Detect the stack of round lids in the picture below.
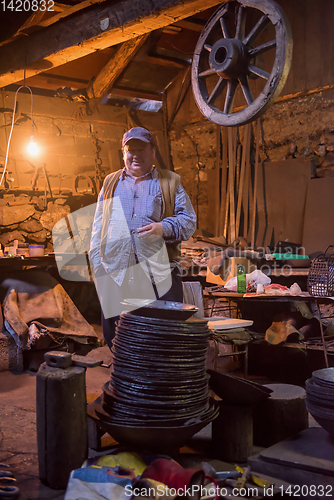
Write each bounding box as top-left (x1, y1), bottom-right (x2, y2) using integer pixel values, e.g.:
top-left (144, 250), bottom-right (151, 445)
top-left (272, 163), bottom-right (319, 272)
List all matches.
top-left (305, 367), bottom-right (334, 436)
top-left (95, 312), bottom-right (217, 429)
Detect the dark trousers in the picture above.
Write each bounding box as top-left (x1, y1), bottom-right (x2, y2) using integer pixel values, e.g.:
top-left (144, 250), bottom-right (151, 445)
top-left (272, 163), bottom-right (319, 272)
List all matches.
top-left (102, 266), bottom-right (183, 349)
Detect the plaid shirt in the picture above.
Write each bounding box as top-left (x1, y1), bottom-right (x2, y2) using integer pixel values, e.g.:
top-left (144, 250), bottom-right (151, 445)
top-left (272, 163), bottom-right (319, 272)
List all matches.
top-left (89, 167), bottom-right (196, 285)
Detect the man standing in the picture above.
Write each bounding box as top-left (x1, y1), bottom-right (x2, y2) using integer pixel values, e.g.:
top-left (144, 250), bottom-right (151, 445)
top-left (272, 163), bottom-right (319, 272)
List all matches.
top-left (89, 126), bottom-right (196, 348)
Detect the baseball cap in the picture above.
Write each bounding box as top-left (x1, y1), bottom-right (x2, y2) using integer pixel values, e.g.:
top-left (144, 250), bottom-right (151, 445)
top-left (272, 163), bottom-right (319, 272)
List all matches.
top-left (122, 127), bottom-right (153, 147)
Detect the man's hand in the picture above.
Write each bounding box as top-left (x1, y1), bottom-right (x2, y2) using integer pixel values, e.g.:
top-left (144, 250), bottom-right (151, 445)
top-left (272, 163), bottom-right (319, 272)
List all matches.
top-left (137, 222), bottom-right (163, 238)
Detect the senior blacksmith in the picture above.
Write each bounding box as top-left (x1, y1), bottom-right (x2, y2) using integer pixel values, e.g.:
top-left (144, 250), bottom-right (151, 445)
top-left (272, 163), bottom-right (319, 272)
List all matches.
top-left (89, 126), bottom-right (196, 348)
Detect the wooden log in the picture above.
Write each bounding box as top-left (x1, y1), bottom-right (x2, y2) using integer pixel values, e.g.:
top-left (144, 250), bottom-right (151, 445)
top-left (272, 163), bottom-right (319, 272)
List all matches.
top-left (253, 383), bottom-right (308, 447)
top-left (212, 401), bottom-right (253, 462)
top-left (36, 362), bottom-right (88, 489)
top-left (87, 415), bottom-right (105, 451)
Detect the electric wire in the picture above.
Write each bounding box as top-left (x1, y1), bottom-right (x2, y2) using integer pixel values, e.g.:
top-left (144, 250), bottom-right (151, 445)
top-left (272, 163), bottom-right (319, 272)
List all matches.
top-left (0, 85), bottom-right (34, 187)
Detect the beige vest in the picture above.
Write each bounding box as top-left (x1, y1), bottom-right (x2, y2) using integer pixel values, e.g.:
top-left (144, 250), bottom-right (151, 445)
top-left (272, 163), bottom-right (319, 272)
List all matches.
top-left (101, 168), bottom-right (181, 262)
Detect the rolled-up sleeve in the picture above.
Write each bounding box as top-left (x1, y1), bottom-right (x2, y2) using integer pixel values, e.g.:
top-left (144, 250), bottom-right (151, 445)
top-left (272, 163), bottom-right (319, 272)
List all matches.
top-left (160, 183), bottom-right (197, 243)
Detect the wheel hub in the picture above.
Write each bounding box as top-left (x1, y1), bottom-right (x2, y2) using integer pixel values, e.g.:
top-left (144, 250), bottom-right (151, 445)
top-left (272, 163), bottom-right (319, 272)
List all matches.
top-left (209, 38), bottom-right (248, 79)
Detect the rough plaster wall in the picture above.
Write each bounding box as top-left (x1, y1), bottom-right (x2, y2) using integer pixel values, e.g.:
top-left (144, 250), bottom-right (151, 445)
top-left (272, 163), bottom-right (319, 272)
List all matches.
top-left (170, 122), bottom-right (216, 234)
top-left (169, 89), bottom-right (334, 237)
top-left (260, 90), bottom-right (334, 165)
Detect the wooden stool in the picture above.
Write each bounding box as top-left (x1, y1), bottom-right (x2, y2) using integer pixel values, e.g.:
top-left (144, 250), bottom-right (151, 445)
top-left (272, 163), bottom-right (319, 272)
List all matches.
top-left (212, 401), bottom-right (253, 462)
top-left (253, 383), bottom-right (308, 447)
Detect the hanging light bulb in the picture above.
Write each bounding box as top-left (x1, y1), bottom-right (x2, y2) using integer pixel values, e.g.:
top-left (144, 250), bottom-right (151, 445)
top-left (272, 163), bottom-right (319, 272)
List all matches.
top-left (27, 135), bottom-right (39, 156)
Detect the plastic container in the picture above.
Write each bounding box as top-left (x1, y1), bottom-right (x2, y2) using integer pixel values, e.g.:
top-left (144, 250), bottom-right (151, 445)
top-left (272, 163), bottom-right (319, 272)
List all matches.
top-left (237, 264), bottom-right (247, 293)
top-left (29, 244), bottom-right (44, 257)
top-left (6, 246), bottom-right (17, 255)
top-left (17, 248), bottom-right (29, 256)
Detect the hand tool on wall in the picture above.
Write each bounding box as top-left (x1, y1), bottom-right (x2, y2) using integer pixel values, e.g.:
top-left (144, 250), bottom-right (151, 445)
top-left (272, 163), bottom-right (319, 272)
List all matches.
top-left (236, 124), bottom-right (251, 238)
top-left (250, 118), bottom-right (261, 249)
top-left (30, 160), bottom-right (54, 204)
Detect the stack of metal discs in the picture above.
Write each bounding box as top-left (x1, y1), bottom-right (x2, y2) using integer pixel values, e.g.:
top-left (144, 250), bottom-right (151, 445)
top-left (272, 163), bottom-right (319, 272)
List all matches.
top-left (305, 367), bottom-right (334, 436)
top-left (95, 311), bottom-right (217, 430)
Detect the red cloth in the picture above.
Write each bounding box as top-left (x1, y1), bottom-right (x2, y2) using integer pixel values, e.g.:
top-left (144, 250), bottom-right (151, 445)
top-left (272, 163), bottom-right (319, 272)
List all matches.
top-left (141, 458), bottom-right (204, 491)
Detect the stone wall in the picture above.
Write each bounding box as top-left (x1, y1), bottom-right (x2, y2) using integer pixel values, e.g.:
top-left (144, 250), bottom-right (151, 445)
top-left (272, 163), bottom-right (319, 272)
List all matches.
top-left (0, 195), bottom-right (72, 251)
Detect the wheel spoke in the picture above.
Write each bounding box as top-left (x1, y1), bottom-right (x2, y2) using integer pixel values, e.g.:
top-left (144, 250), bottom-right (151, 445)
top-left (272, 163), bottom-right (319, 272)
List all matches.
top-left (207, 77), bottom-right (227, 105)
top-left (204, 44), bottom-right (212, 52)
top-left (199, 68), bottom-right (216, 78)
top-left (235, 5), bottom-right (246, 40)
top-left (248, 65), bottom-right (270, 80)
top-left (224, 79), bottom-right (238, 114)
top-left (239, 75), bottom-right (254, 105)
top-left (248, 40), bottom-right (276, 57)
top-left (220, 16), bottom-right (231, 39)
top-left (243, 14), bottom-right (270, 46)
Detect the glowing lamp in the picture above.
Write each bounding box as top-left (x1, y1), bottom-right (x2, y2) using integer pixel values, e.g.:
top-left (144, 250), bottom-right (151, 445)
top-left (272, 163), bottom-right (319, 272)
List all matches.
top-left (27, 135), bottom-right (39, 156)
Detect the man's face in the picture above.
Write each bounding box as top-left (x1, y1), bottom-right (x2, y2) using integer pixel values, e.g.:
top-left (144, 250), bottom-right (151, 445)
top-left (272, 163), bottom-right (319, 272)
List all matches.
top-left (123, 139), bottom-right (156, 177)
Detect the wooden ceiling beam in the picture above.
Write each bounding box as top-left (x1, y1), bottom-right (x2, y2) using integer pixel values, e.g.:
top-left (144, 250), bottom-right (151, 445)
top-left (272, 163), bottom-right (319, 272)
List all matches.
top-left (0, 0), bottom-right (223, 88)
top-left (86, 34), bottom-right (149, 99)
top-left (173, 19), bottom-right (206, 31)
top-left (0, 3), bottom-right (70, 47)
top-left (109, 87), bottom-right (162, 101)
top-left (16, 72), bottom-right (89, 91)
top-left (36, 0), bottom-right (113, 28)
top-left (138, 54), bottom-right (189, 69)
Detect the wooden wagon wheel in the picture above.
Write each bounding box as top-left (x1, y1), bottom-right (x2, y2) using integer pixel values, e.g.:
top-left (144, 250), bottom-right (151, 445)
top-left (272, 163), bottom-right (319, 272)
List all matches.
top-left (191, 0), bottom-right (293, 126)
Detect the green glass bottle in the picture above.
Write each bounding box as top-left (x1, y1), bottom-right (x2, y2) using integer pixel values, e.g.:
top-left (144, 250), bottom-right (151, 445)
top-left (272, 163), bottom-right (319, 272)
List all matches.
top-left (237, 264), bottom-right (247, 293)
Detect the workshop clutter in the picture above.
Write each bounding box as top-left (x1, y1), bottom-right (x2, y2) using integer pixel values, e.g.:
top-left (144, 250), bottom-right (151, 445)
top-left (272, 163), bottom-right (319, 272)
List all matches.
top-left (65, 451), bottom-right (284, 500)
top-left (308, 245), bottom-right (334, 297)
top-left (2, 269), bottom-right (97, 351)
top-left (224, 269), bottom-right (270, 292)
top-left (65, 453), bottom-right (207, 500)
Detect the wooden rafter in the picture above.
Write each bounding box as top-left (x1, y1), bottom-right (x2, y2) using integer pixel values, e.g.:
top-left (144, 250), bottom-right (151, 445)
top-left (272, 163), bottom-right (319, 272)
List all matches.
top-left (173, 19), bottom-right (206, 31)
top-left (109, 87), bottom-right (161, 100)
top-left (35, 0), bottom-right (113, 29)
top-left (0, 0), bottom-right (224, 88)
top-left (138, 54), bottom-right (189, 69)
top-left (86, 34), bottom-right (149, 99)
